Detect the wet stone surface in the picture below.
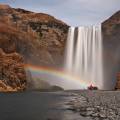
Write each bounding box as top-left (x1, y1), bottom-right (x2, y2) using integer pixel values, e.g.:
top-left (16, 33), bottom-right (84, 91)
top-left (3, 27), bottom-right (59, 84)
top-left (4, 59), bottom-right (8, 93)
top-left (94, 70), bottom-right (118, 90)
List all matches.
top-left (64, 90), bottom-right (120, 120)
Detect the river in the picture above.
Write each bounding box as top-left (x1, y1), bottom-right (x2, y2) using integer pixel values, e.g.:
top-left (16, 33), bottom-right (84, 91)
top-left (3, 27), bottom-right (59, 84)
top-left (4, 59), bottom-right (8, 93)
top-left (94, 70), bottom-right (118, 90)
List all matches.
top-left (0, 91), bottom-right (88, 120)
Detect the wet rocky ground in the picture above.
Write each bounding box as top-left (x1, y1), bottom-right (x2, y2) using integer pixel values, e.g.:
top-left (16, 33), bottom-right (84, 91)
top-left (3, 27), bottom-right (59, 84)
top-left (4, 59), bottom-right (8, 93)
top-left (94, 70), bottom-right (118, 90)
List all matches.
top-left (64, 90), bottom-right (120, 120)
top-left (0, 91), bottom-right (120, 120)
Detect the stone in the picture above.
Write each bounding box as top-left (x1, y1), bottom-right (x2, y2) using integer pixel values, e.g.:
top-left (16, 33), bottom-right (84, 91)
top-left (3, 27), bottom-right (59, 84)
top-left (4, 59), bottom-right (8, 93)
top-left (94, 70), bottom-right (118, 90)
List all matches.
top-left (0, 48), bottom-right (27, 92)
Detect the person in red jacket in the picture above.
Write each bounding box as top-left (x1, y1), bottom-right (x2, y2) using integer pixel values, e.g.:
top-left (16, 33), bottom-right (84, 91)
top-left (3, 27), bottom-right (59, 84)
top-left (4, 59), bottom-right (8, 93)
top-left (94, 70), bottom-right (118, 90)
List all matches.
top-left (88, 84), bottom-right (98, 90)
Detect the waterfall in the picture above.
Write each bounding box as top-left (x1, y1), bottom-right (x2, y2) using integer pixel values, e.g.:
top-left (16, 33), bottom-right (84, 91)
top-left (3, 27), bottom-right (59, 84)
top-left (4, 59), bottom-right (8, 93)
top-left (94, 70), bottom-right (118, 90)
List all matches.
top-left (65, 25), bottom-right (103, 89)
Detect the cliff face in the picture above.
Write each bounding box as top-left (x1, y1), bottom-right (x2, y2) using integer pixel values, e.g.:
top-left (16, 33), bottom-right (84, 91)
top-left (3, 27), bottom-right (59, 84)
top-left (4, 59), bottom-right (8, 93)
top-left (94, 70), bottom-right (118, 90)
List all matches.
top-left (115, 73), bottom-right (120, 89)
top-left (0, 48), bottom-right (26, 92)
top-left (102, 11), bottom-right (120, 90)
top-left (0, 4), bottom-right (68, 66)
top-left (0, 4), bottom-right (68, 92)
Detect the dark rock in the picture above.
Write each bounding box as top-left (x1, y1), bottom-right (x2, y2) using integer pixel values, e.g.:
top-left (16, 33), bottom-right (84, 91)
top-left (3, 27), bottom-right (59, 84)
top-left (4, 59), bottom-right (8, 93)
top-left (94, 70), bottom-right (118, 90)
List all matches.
top-left (102, 11), bottom-right (120, 90)
top-left (50, 85), bottom-right (64, 91)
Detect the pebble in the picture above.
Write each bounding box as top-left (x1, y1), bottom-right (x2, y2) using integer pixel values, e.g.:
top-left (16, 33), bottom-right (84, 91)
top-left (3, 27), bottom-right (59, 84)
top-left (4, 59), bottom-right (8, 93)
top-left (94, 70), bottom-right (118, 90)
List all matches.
top-left (64, 90), bottom-right (120, 120)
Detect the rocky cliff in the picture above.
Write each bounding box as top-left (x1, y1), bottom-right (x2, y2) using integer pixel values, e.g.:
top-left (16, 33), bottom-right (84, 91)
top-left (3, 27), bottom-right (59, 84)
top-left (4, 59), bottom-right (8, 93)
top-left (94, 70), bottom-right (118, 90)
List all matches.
top-left (0, 4), bottom-right (68, 92)
top-left (0, 4), bottom-right (68, 66)
top-left (115, 73), bottom-right (120, 89)
top-left (0, 48), bottom-right (26, 92)
top-left (102, 11), bottom-right (120, 89)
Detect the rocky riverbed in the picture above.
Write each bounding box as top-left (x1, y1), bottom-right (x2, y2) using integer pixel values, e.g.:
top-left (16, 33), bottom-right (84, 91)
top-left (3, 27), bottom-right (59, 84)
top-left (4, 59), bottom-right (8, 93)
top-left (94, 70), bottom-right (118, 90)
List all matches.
top-left (0, 91), bottom-right (120, 120)
top-left (64, 90), bottom-right (120, 120)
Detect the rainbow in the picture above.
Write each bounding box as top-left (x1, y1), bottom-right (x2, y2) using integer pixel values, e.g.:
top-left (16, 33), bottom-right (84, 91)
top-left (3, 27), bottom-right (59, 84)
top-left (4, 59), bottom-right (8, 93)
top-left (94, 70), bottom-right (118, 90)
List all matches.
top-left (25, 64), bottom-right (91, 90)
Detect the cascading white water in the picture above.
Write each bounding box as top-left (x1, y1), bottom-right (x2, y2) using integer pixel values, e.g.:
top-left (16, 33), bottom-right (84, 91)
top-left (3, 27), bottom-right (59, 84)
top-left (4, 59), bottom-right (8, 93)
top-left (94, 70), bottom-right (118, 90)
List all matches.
top-left (65, 25), bottom-right (103, 89)
top-left (65, 27), bottom-right (75, 72)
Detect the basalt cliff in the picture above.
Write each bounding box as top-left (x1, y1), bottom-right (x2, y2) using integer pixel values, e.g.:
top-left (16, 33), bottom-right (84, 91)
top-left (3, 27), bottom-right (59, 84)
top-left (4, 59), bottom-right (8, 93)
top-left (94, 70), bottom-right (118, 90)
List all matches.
top-left (0, 4), bottom-right (120, 91)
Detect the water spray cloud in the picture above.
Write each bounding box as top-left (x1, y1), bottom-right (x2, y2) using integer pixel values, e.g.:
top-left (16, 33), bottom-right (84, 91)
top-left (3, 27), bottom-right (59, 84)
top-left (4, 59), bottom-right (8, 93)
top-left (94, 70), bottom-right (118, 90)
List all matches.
top-left (25, 64), bottom-right (90, 90)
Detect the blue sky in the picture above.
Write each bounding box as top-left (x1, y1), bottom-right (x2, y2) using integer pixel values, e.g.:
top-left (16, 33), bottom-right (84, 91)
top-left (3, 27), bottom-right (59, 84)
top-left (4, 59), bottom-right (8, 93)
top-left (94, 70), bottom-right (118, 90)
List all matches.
top-left (0, 0), bottom-right (120, 26)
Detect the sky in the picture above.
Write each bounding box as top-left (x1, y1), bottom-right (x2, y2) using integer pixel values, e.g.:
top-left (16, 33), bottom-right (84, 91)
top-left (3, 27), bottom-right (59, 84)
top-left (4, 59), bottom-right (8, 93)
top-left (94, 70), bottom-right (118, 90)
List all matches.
top-left (0, 0), bottom-right (120, 26)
